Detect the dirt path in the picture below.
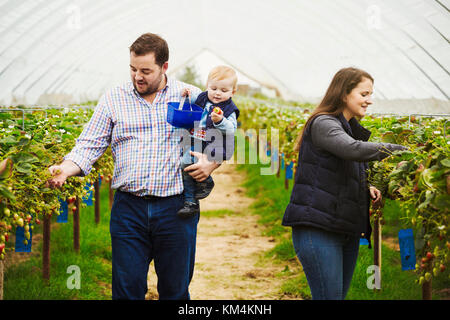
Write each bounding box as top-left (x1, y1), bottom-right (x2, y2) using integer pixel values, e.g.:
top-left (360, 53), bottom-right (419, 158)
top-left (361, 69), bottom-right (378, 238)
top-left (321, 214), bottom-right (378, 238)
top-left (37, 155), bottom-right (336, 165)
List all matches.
top-left (146, 163), bottom-right (294, 300)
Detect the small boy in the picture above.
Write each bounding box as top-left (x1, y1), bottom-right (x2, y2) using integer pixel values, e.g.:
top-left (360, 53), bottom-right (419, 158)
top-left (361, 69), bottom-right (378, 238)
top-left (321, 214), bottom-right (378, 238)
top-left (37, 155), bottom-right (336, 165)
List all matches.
top-left (178, 65), bottom-right (240, 218)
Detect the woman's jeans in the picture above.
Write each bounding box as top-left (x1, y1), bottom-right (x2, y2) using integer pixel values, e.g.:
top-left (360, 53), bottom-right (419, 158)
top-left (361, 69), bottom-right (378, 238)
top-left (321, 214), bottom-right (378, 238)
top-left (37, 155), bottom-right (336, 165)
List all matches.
top-left (292, 225), bottom-right (360, 300)
top-left (110, 190), bottom-right (199, 300)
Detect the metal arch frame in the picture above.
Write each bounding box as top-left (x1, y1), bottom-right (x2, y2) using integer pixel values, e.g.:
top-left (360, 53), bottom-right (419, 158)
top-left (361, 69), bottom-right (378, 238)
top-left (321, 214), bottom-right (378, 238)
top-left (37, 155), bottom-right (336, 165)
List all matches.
top-left (196, 0), bottom-right (392, 98)
top-left (258, 0), bottom-right (425, 100)
top-left (1, 0), bottom-right (450, 103)
top-left (2, 0), bottom-right (179, 97)
top-left (340, 0), bottom-right (448, 99)
top-left (47, 15), bottom-right (184, 95)
top-left (334, 0), bottom-right (443, 100)
top-left (0, 0), bottom-right (80, 75)
top-left (384, 0), bottom-right (450, 99)
top-left (17, 2), bottom-right (198, 98)
top-left (14, 1), bottom-right (148, 96)
top-left (57, 0), bottom-right (440, 102)
top-left (2, 0), bottom-right (130, 97)
top-left (0, 0), bottom-right (54, 50)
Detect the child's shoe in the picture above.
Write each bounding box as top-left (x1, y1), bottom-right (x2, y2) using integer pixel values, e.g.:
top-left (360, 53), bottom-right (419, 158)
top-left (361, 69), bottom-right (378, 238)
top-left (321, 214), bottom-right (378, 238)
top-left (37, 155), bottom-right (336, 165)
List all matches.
top-left (195, 178), bottom-right (215, 200)
top-left (177, 201), bottom-right (200, 218)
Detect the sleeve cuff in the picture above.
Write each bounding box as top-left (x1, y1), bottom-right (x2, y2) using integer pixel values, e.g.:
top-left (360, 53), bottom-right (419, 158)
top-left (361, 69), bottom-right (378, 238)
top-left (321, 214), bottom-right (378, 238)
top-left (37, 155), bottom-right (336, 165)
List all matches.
top-left (63, 153), bottom-right (91, 177)
top-left (213, 118), bottom-right (224, 126)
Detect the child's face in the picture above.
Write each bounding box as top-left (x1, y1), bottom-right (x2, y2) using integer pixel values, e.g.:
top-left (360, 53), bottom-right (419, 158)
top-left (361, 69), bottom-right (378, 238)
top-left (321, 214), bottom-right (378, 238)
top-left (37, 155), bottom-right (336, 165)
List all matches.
top-left (207, 78), bottom-right (235, 104)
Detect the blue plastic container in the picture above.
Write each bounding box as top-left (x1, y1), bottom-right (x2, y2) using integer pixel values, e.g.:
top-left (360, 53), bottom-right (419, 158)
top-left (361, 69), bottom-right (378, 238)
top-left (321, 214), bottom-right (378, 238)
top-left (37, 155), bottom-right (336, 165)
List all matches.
top-left (15, 225), bottom-right (32, 252)
top-left (286, 162), bottom-right (294, 179)
top-left (57, 197), bottom-right (68, 223)
top-left (167, 101), bottom-right (203, 129)
top-left (399, 228), bottom-right (416, 271)
top-left (83, 182), bottom-right (93, 206)
top-left (359, 238), bottom-right (370, 245)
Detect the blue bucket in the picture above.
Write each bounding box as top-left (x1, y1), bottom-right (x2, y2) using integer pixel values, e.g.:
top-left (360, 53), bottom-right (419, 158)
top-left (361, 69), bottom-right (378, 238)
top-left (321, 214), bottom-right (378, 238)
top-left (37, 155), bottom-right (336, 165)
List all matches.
top-left (167, 100), bottom-right (203, 129)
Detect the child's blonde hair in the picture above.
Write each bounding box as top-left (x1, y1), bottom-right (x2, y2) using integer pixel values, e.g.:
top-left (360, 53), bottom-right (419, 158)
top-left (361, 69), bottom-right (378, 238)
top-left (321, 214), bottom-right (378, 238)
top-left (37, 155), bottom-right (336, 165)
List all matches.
top-left (207, 65), bottom-right (238, 91)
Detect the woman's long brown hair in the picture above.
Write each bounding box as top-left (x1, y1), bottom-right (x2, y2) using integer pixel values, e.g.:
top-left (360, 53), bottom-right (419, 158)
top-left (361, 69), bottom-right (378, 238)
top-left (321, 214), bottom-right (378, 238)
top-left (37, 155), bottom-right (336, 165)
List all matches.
top-left (294, 67), bottom-right (374, 152)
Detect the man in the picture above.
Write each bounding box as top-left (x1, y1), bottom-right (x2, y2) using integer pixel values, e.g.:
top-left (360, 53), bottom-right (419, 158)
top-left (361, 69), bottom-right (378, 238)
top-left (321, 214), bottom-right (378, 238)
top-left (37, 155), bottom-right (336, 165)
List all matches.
top-left (48, 33), bottom-right (220, 300)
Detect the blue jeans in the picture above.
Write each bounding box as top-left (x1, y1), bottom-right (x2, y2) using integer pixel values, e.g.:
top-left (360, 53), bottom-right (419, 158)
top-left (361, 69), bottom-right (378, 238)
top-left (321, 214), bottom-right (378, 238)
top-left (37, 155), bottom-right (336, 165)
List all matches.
top-left (292, 225), bottom-right (360, 300)
top-left (110, 190), bottom-right (199, 300)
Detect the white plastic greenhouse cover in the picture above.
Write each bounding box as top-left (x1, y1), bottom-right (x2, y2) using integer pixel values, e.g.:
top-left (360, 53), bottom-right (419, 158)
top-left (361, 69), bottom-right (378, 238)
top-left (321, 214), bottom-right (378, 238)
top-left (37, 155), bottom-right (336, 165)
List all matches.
top-left (0, 0), bottom-right (449, 113)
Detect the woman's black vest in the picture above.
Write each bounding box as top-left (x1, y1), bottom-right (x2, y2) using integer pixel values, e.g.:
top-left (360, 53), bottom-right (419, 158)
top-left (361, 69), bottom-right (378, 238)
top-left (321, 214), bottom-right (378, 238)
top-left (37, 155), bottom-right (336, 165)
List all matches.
top-left (282, 113), bottom-right (372, 246)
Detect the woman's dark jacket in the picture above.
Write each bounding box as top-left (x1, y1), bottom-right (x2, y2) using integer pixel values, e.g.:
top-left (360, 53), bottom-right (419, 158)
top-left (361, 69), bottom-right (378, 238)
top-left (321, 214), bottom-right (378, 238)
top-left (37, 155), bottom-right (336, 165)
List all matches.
top-left (282, 113), bottom-right (406, 246)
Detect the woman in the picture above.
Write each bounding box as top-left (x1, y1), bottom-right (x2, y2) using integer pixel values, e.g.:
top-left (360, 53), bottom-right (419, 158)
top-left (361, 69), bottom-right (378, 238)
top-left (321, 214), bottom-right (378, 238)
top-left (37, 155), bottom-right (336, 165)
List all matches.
top-left (282, 67), bottom-right (406, 300)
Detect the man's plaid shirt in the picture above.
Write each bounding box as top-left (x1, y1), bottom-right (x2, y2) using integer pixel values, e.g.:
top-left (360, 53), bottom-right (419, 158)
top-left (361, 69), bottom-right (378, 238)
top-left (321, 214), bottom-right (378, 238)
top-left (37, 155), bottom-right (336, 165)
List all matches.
top-left (64, 76), bottom-right (201, 197)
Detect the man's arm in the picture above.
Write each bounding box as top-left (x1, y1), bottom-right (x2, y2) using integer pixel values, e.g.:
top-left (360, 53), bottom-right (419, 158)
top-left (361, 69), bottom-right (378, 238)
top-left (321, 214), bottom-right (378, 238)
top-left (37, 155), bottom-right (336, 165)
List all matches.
top-left (48, 96), bottom-right (113, 188)
top-left (48, 160), bottom-right (82, 188)
top-left (184, 151), bottom-right (221, 182)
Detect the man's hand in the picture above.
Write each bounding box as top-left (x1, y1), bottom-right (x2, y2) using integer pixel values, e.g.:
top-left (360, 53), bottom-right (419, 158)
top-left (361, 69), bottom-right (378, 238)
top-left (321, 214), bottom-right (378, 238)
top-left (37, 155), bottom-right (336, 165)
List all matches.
top-left (47, 160), bottom-right (82, 188)
top-left (184, 151), bottom-right (220, 182)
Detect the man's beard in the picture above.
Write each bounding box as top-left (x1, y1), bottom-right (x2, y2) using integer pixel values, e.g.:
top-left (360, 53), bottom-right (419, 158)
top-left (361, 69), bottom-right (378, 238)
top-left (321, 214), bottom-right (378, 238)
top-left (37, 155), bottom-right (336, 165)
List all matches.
top-left (133, 72), bottom-right (164, 96)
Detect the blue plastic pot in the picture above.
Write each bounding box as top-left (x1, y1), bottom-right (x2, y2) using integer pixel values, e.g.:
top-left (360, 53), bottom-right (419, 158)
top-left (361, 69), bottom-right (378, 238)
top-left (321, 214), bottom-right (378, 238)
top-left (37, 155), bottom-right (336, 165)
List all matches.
top-left (167, 101), bottom-right (203, 129)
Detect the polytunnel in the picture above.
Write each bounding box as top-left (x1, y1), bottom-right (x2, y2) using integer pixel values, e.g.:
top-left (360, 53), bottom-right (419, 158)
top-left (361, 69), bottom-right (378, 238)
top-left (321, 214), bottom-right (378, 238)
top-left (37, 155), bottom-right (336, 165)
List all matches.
top-left (0, 0), bottom-right (449, 113)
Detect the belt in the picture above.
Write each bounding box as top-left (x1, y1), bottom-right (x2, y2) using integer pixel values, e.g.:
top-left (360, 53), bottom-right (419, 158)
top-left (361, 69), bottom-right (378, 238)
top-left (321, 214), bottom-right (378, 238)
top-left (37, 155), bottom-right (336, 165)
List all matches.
top-left (118, 189), bottom-right (181, 201)
top-left (118, 189), bottom-right (160, 201)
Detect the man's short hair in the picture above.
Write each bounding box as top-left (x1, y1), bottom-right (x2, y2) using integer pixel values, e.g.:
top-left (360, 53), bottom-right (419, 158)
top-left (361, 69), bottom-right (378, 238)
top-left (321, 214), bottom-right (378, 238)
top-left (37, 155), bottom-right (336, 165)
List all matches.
top-left (129, 33), bottom-right (169, 67)
top-left (207, 65), bottom-right (238, 91)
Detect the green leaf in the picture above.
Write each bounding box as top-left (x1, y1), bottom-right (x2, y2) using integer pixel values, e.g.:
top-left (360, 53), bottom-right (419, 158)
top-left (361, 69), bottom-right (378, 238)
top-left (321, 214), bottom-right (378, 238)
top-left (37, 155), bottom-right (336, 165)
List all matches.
top-left (0, 184), bottom-right (15, 200)
top-left (0, 136), bottom-right (17, 144)
top-left (441, 158), bottom-right (450, 168)
top-left (15, 162), bottom-right (32, 174)
top-left (381, 131), bottom-right (397, 144)
top-left (0, 158), bottom-right (13, 180)
top-left (17, 137), bottom-right (30, 146)
top-left (12, 152), bottom-right (39, 164)
top-left (433, 194), bottom-right (450, 211)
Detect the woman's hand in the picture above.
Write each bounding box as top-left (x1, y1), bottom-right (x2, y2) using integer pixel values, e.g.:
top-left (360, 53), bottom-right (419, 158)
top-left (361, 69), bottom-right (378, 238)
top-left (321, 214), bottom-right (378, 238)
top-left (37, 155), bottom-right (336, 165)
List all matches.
top-left (184, 151), bottom-right (220, 182)
top-left (369, 186), bottom-right (382, 206)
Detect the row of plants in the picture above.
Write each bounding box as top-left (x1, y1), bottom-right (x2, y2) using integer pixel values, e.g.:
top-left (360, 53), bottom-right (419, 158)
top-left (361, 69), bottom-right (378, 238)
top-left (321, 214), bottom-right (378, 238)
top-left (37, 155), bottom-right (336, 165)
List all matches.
top-left (235, 96), bottom-right (450, 291)
top-left (0, 107), bottom-right (114, 262)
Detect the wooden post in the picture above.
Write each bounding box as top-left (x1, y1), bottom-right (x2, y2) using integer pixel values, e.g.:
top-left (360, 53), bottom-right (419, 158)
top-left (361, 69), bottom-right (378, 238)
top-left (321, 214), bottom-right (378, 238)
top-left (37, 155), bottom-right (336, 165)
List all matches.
top-left (422, 254), bottom-right (433, 300)
top-left (422, 278), bottom-right (432, 300)
top-left (109, 179), bottom-right (114, 210)
top-left (373, 215), bottom-right (382, 284)
top-left (284, 167), bottom-right (289, 190)
top-left (276, 155), bottom-right (281, 178)
top-left (94, 179), bottom-right (100, 224)
top-left (0, 260), bottom-right (4, 300)
top-left (42, 214), bottom-right (51, 282)
top-left (293, 163), bottom-right (297, 184)
top-left (73, 197), bottom-right (80, 253)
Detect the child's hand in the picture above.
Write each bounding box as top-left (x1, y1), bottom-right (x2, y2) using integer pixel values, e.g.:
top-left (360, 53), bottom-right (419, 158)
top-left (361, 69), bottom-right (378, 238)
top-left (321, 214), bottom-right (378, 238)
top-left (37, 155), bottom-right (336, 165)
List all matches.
top-left (211, 109), bottom-right (224, 124)
top-left (181, 88), bottom-right (191, 97)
